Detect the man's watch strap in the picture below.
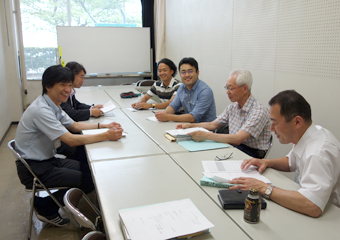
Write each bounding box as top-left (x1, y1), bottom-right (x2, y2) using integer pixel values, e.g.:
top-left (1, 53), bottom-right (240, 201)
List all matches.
top-left (264, 185), bottom-right (275, 200)
top-left (152, 103), bottom-right (156, 108)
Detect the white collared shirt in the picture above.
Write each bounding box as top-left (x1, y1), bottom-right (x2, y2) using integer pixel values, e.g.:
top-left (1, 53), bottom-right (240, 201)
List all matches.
top-left (288, 124), bottom-right (340, 211)
top-left (69, 88), bottom-right (76, 106)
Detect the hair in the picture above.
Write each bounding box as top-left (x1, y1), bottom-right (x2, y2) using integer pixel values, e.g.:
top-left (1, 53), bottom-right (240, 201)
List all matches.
top-left (42, 65), bottom-right (74, 94)
top-left (178, 57), bottom-right (199, 72)
top-left (269, 90), bottom-right (312, 123)
top-left (158, 58), bottom-right (177, 77)
top-left (65, 61), bottom-right (87, 75)
top-left (229, 70), bottom-right (253, 91)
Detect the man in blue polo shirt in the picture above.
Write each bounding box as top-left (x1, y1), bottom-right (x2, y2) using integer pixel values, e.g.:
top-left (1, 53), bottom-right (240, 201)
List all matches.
top-left (15, 65), bottom-right (123, 227)
top-left (155, 57), bottom-right (216, 123)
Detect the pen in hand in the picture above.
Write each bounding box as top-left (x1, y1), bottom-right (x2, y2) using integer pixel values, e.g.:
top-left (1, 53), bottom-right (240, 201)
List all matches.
top-left (152, 111), bottom-right (156, 114)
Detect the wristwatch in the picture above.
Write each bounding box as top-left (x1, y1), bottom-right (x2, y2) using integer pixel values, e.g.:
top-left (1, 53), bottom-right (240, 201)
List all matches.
top-left (264, 185), bottom-right (275, 200)
top-left (152, 103), bottom-right (156, 109)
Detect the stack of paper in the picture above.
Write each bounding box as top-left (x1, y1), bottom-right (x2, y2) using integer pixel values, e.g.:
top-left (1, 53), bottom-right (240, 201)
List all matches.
top-left (119, 199), bottom-right (214, 240)
top-left (202, 160), bottom-right (271, 183)
top-left (165, 127), bottom-right (210, 142)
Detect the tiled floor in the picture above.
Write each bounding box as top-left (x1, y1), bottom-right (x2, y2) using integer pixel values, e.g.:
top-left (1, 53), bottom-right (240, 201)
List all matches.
top-left (0, 124), bottom-right (94, 240)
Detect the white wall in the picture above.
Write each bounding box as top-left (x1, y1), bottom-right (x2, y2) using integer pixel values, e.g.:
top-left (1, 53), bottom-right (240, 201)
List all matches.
top-left (0, 1), bottom-right (11, 139)
top-left (0, 0), bottom-right (23, 141)
top-left (165, 0), bottom-right (340, 159)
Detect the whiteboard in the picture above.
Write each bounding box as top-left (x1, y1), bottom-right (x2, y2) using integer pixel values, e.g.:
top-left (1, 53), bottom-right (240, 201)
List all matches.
top-left (57, 26), bottom-right (151, 74)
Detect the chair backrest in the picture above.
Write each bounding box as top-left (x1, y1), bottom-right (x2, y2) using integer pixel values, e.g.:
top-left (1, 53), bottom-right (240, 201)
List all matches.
top-left (82, 231), bottom-right (106, 240)
top-left (7, 140), bottom-right (43, 185)
top-left (135, 79), bottom-right (155, 93)
top-left (136, 79), bottom-right (155, 86)
top-left (64, 188), bottom-right (101, 231)
top-left (264, 135), bottom-right (273, 159)
top-left (8, 140), bottom-right (19, 160)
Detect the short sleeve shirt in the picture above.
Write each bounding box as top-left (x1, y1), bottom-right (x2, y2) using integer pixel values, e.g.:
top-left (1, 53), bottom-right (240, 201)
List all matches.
top-left (146, 78), bottom-right (182, 103)
top-left (15, 94), bottom-right (74, 160)
top-left (169, 79), bottom-right (216, 123)
top-left (287, 125), bottom-right (340, 211)
top-left (215, 94), bottom-right (271, 150)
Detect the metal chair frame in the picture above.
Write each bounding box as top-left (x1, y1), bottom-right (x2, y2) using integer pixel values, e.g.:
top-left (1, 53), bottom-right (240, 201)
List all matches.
top-left (264, 135), bottom-right (273, 159)
top-left (82, 231), bottom-right (106, 240)
top-left (7, 140), bottom-right (80, 240)
top-left (64, 188), bottom-right (102, 231)
top-left (135, 79), bottom-right (156, 94)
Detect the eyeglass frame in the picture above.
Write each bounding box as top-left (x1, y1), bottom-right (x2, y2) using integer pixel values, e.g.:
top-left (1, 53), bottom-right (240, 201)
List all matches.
top-left (224, 84), bottom-right (244, 92)
top-left (180, 69), bottom-right (196, 76)
top-left (214, 152), bottom-right (233, 161)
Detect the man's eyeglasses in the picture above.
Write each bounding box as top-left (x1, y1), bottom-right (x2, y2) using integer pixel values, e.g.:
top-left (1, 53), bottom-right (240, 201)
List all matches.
top-left (224, 85), bottom-right (243, 92)
top-left (180, 70), bottom-right (195, 75)
top-left (215, 152), bottom-right (233, 161)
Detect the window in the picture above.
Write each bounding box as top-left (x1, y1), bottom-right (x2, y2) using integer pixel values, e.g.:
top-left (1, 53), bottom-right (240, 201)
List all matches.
top-left (20, 0), bottom-right (142, 80)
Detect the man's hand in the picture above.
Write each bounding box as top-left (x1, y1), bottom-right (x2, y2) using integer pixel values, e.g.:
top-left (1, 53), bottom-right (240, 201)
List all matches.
top-left (106, 127), bottom-right (123, 141)
top-left (229, 177), bottom-right (270, 195)
top-left (176, 123), bottom-right (191, 129)
top-left (132, 102), bottom-right (152, 110)
top-left (189, 131), bottom-right (209, 142)
top-left (91, 108), bottom-right (102, 117)
top-left (155, 111), bottom-right (170, 122)
top-left (241, 158), bottom-right (268, 173)
top-left (106, 122), bottom-right (122, 129)
top-left (92, 104), bottom-right (103, 109)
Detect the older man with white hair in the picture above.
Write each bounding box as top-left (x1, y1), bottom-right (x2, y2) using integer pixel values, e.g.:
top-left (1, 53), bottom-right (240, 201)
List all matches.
top-left (176, 70), bottom-right (271, 158)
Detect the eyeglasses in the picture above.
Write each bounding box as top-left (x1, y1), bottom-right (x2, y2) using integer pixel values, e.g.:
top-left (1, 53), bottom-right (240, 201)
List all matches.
top-left (224, 85), bottom-right (243, 92)
top-left (214, 152), bottom-right (233, 161)
top-left (180, 69), bottom-right (195, 75)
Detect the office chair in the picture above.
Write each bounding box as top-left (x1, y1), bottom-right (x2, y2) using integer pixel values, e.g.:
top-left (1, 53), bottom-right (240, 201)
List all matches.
top-left (7, 140), bottom-right (80, 240)
top-left (64, 188), bottom-right (102, 231)
top-left (263, 135), bottom-right (273, 159)
top-left (82, 231), bottom-right (106, 240)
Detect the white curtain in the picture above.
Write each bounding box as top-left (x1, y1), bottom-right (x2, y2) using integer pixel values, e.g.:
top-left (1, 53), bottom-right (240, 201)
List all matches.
top-left (154, 0), bottom-right (166, 62)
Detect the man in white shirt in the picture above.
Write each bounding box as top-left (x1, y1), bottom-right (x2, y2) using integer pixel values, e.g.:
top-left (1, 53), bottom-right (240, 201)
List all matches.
top-left (229, 90), bottom-right (340, 217)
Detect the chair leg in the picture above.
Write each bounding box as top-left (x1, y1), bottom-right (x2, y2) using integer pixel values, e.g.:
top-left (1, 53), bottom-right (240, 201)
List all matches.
top-left (28, 179), bottom-right (37, 240)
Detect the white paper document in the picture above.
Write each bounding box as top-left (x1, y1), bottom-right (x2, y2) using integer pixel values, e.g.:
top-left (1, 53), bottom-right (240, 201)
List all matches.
top-left (82, 128), bottom-right (126, 137)
top-left (126, 107), bottom-right (138, 112)
top-left (202, 160), bottom-right (271, 184)
top-left (146, 116), bottom-right (159, 122)
top-left (119, 198), bottom-right (214, 240)
top-left (166, 127), bottom-right (210, 137)
top-left (104, 111), bottom-right (115, 117)
top-left (100, 100), bottom-right (116, 113)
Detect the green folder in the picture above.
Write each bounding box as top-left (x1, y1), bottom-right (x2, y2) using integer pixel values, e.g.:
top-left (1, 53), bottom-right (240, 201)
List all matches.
top-left (177, 140), bottom-right (230, 152)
